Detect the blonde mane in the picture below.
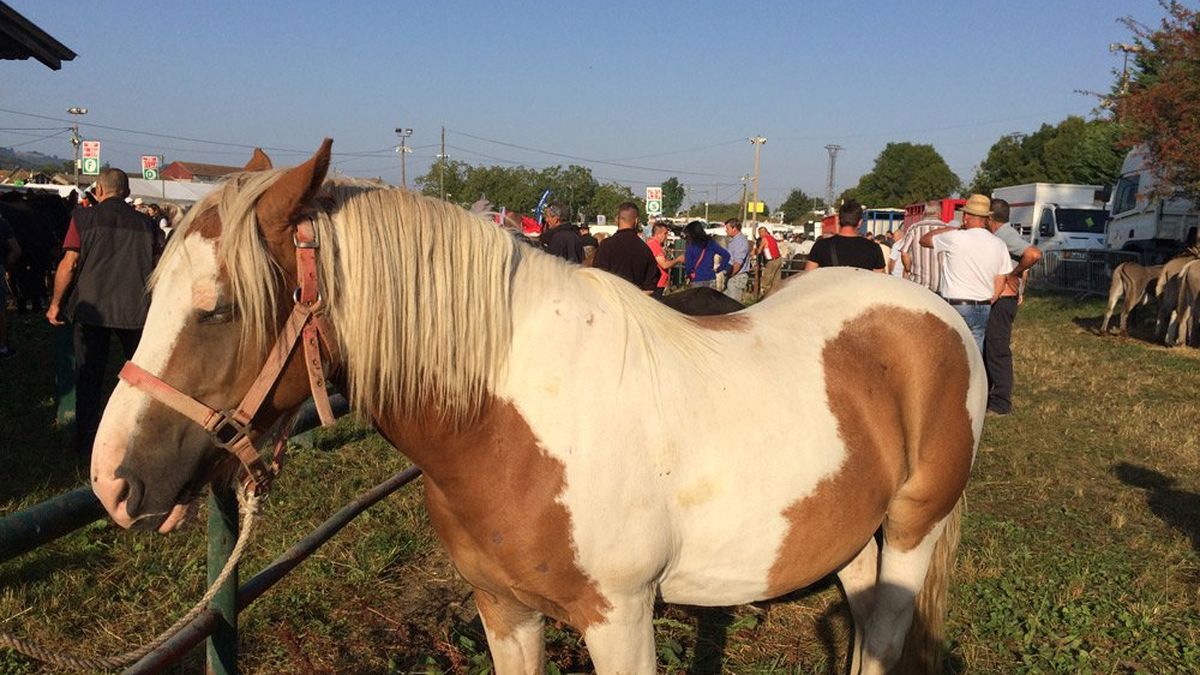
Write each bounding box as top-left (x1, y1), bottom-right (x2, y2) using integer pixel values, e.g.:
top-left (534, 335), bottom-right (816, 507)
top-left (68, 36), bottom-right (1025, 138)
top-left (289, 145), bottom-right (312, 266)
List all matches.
top-left (159, 171), bottom-right (717, 426)
top-left (162, 172), bottom-right (515, 427)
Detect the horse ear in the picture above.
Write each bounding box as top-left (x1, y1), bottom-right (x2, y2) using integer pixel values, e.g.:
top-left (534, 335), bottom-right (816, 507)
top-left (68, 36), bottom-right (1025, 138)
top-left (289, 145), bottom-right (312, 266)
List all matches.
top-left (255, 138), bottom-right (332, 243)
top-left (244, 148), bottom-right (273, 172)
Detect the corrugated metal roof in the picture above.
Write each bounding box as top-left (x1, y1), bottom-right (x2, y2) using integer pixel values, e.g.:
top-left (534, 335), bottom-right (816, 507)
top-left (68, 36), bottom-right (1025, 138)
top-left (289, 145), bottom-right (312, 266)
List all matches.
top-left (0, 2), bottom-right (76, 70)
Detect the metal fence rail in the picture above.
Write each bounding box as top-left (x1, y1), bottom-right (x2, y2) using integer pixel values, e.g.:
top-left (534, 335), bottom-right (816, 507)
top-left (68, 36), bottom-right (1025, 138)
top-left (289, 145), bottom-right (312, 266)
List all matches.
top-left (1028, 248), bottom-right (1141, 298)
top-left (0, 394), bottom-right (391, 675)
top-left (123, 465), bottom-right (423, 675)
top-left (0, 395), bottom-right (351, 565)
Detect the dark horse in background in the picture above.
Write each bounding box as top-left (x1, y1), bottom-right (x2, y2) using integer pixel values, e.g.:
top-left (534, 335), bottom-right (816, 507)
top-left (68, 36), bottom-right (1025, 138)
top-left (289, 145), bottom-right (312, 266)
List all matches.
top-left (0, 190), bottom-right (73, 313)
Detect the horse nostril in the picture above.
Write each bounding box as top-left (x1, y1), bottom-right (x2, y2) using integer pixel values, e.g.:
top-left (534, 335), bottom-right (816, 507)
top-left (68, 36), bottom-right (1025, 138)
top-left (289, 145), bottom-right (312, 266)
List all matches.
top-left (114, 467), bottom-right (145, 517)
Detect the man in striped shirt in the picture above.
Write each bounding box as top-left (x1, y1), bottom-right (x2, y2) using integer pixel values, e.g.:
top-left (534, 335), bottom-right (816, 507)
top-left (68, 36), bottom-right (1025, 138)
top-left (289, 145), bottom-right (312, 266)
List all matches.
top-left (898, 201), bottom-right (956, 292)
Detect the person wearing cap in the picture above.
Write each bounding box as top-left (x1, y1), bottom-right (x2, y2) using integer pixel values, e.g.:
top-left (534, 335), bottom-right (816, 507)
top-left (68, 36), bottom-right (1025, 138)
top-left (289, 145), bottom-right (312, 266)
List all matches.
top-left (539, 201), bottom-right (585, 263)
top-left (983, 198), bottom-right (1042, 415)
top-left (919, 194), bottom-right (1013, 352)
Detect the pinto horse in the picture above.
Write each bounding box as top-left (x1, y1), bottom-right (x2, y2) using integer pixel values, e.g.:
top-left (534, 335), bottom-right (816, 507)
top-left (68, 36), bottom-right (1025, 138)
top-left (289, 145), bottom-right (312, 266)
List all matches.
top-left (90, 141), bottom-right (983, 674)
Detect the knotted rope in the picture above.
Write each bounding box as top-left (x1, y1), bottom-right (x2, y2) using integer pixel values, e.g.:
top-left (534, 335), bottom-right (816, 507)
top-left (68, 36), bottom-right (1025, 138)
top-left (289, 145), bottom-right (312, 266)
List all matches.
top-left (0, 486), bottom-right (261, 672)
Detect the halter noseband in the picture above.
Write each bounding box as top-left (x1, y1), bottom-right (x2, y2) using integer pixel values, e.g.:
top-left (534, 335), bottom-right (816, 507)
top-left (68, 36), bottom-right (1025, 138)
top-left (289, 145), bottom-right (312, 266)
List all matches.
top-left (119, 218), bottom-right (339, 494)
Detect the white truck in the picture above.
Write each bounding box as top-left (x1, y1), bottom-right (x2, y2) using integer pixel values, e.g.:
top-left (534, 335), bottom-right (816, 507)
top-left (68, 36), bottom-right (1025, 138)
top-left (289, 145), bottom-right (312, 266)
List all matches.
top-left (1106, 148), bottom-right (1199, 260)
top-left (990, 183), bottom-right (1110, 252)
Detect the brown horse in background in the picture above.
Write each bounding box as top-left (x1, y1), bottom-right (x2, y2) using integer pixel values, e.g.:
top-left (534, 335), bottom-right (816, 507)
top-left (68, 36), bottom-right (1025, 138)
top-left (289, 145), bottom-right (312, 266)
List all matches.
top-left (1100, 262), bottom-right (1163, 335)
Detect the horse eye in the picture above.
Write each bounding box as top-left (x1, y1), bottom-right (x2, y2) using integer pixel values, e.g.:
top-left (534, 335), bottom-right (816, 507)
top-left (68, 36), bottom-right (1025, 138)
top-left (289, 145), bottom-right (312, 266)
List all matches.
top-left (198, 305), bottom-right (236, 325)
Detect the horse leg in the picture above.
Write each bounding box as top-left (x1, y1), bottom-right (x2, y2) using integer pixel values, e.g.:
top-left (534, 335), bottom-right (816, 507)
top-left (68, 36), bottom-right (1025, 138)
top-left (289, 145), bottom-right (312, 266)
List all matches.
top-left (581, 588), bottom-right (656, 674)
top-left (474, 590), bottom-right (546, 675)
top-left (1101, 270), bottom-right (1123, 334)
top-left (836, 535), bottom-right (880, 675)
top-left (860, 493), bottom-right (962, 675)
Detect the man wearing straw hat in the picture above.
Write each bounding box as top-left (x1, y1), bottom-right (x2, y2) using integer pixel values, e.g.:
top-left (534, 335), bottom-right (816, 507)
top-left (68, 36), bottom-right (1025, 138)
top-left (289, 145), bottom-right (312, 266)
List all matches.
top-left (919, 193), bottom-right (1013, 352)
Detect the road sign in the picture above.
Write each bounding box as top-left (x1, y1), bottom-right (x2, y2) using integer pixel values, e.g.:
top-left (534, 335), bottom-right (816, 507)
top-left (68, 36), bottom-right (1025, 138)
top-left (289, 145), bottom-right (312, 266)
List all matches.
top-left (81, 157), bottom-right (100, 175)
top-left (646, 186), bottom-right (663, 216)
top-left (141, 155), bottom-right (160, 181)
top-left (81, 141), bottom-right (100, 159)
top-left (749, 201), bottom-right (766, 214)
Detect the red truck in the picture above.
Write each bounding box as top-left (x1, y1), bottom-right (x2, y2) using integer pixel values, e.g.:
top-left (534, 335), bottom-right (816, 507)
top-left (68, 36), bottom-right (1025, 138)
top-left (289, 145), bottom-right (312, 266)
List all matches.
top-left (903, 198), bottom-right (965, 228)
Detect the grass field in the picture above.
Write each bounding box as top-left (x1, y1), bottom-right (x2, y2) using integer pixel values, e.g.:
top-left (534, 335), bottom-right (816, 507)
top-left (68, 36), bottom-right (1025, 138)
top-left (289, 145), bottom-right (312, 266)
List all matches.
top-left (1, 291), bottom-right (1198, 674)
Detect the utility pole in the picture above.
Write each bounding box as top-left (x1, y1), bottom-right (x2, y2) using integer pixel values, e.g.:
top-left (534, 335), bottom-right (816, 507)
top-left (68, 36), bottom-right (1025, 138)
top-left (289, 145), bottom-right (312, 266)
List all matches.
top-left (824, 144), bottom-right (843, 212)
top-left (749, 136), bottom-right (766, 223)
top-left (739, 175), bottom-right (749, 223)
top-left (67, 107), bottom-right (86, 189)
top-left (439, 126), bottom-right (446, 201)
top-left (395, 127), bottom-right (413, 188)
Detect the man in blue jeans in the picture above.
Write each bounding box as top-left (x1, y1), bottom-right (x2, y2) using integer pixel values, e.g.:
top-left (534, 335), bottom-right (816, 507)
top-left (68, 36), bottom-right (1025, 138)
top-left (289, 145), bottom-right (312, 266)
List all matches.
top-left (919, 194), bottom-right (1012, 352)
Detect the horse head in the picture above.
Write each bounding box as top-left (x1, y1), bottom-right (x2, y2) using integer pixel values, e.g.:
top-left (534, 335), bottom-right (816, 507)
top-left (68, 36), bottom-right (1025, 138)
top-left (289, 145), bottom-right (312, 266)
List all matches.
top-left (92, 140), bottom-right (337, 533)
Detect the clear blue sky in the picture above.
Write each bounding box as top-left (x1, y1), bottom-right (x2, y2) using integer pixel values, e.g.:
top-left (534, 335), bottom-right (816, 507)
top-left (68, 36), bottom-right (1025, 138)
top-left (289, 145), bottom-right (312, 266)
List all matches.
top-left (3, 0), bottom-right (1159, 209)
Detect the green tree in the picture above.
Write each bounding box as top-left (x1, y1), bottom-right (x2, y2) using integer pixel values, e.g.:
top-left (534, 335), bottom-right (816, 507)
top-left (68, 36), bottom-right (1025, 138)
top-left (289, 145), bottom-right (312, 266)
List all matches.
top-left (588, 182), bottom-right (638, 222)
top-left (539, 165), bottom-right (597, 218)
top-left (1116, 2), bottom-right (1200, 198)
top-left (969, 117), bottom-right (1124, 194)
top-left (415, 158), bottom-right (470, 203)
top-left (660, 177), bottom-right (685, 216)
top-left (778, 188), bottom-right (819, 223)
top-left (851, 143), bottom-right (960, 207)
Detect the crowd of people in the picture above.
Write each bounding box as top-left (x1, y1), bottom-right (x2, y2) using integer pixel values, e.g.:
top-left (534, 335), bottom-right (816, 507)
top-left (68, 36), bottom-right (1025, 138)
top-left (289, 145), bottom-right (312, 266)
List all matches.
top-left (537, 196), bottom-right (1037, 416)
top-left (1, 185), bottom-right (1037, 462)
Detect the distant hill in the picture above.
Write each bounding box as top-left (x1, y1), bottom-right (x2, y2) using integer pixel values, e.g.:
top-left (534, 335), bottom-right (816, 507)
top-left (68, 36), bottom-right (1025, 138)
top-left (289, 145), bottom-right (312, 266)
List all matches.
top-left (0, 146), bottom-right (71, 172)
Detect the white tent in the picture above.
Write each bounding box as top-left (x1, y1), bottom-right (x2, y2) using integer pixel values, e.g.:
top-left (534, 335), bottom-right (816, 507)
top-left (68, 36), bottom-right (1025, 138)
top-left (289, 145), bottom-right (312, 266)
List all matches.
top-left (127, 178), bottom-right (217, 205)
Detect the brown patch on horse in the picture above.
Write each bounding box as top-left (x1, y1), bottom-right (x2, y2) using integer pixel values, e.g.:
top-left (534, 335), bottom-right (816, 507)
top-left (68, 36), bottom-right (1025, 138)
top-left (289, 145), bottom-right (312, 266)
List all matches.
top-left (765, 308), bottom-right (973, 596)
top-left (192, 205), bottom-right (223, 240)
top-left (375, 399), bottom-right (612, 634)
top-left (688, 313), bottom-right (751, 332)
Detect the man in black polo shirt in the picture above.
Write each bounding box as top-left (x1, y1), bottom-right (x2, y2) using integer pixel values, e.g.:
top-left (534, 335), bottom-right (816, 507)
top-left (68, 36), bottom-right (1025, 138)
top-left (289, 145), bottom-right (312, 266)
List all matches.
top-left (47, 168), bottom-right (159, 456)
top-left (592, 202), bottom-right (658, 294)
top-left (804, 200), bottom-right (886, 272)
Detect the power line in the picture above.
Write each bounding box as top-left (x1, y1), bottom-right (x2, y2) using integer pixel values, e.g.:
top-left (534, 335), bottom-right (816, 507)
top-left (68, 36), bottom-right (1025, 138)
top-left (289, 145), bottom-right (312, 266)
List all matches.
top-left (0, 107), bottom-right (395, 158)
top-left (4, 128), bottom-right (70, 148)
top-left (446, 128), bottom-right (739, 179)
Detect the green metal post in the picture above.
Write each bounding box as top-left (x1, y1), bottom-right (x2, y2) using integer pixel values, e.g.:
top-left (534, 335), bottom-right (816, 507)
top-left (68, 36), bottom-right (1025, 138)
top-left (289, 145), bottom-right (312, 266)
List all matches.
top-left (55, 323), bottom-right (75, 426)
top-left (207, 486), bottom-right (239, 674)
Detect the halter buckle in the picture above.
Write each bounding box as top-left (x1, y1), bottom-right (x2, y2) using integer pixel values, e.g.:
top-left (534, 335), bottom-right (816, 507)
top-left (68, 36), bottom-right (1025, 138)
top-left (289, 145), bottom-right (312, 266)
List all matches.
top-left (209, 410), bottom-right (252, 452)
top-left (293, 220), bottom-right (320, 249)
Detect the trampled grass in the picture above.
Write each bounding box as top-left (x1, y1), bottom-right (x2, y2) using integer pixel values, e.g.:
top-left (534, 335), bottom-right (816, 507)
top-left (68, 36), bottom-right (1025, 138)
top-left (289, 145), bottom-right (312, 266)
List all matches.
top-left (1, 292), bottom-right (1198, 673)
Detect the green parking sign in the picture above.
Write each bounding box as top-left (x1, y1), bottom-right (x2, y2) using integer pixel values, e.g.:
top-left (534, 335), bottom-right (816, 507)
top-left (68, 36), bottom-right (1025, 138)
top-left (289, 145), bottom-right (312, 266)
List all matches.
top-left (143, 168), bottom-right (159, 180)
top-left (81, 157), bottom-right (100, 175)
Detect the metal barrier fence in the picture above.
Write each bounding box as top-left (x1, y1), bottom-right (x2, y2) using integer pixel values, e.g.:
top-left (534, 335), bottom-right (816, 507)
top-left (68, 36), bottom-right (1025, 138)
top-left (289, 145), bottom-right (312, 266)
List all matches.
top-left (0, 394), bottom-right (428, 674)
top-left (1028, 248), bottom-right (1142, 299)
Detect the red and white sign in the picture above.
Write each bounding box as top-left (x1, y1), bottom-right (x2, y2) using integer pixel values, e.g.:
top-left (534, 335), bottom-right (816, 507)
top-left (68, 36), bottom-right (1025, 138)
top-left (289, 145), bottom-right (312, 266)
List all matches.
top-left (81, 141), bottom-right (100, 159)
top-left (140, 155), bottom-right (159, 171)
top-left (645, 186), bottom-right (662, 202)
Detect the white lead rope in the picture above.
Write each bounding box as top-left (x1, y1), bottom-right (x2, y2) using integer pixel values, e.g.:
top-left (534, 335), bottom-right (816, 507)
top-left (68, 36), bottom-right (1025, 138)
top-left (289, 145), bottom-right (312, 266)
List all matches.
top-left (0, 486), bottom-right (262, 672)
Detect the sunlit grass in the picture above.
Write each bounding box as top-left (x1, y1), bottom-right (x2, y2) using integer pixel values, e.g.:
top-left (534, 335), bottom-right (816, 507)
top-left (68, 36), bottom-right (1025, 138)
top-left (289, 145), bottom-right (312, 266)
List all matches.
top-left (2, 292), bottom-right (1198, 673)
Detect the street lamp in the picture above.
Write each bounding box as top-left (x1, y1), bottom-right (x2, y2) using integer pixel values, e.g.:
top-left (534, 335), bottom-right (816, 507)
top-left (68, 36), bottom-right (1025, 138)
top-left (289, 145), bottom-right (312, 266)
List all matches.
top-left (748, 136), bottom-right (767, 223)
top-left (67, 107), bottom-right (87, 189)
top-left (395, 127), bottom-right (413, 188)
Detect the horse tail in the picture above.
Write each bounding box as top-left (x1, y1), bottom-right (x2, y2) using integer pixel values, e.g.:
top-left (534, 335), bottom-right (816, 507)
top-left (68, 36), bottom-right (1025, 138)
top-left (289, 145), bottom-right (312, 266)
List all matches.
top-left (896, 493), bottom-right (964, 675)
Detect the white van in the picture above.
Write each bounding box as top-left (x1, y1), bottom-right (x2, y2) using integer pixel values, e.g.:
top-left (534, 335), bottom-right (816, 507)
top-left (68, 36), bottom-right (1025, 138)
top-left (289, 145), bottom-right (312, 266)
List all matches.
top-left (1106, 148), bottom-right (1199, 258)
top-left (990, 183), bottom-right (1109, 252)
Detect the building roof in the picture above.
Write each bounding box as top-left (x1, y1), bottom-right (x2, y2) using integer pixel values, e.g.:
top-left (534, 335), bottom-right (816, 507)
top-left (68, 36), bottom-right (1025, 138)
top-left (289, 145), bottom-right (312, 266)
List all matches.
top-left (0, 2), bottom-right (76, 70)
top-left (163, 161), bottom-right (243, 179)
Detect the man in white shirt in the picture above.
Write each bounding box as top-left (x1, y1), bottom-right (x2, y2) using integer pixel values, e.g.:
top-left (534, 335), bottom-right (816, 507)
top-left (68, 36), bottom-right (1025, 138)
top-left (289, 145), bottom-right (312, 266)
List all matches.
top-left (920, 194), bottom-right (1013, 352)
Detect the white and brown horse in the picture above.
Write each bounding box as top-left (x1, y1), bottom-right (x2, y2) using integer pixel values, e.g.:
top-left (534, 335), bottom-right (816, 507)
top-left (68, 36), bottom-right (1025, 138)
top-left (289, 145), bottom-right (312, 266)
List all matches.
top-left (90, 141), bottom-right (984, 674)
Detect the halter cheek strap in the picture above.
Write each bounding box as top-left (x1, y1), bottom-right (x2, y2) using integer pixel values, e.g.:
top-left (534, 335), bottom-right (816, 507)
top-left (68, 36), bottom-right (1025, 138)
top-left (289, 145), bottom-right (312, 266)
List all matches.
top-left (119, 218), bottom-right (339, 494)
